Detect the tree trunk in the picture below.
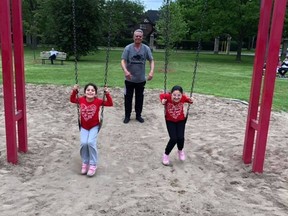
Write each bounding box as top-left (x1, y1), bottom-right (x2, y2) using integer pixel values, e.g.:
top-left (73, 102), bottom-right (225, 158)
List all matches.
top-left (236, 38), bottom-right (243, 62)
top-left (281, 38), bottom-right (288, 59)
top-left (26, 34), bottom-right (31, 46)
top-left (32, 35), bottom-right (37, 60)
top-left (251, 36), bottom-right (255, 49)
top-left (214, 37), bottom-right (219, 54)
top-left (149, 33), bottom-right (154, 52)
top-left (226, 36), bottom-right (232, 55)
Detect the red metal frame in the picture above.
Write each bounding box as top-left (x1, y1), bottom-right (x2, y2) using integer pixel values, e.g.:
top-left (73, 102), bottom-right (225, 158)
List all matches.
top-left (0, 0), bottom-right (286, 171)
top-left (0, 0), bottom-right (28, 164)
top-left (243, 0), bottom-right (287, 173)
top-left (12, 0), bottom-right (28, 153)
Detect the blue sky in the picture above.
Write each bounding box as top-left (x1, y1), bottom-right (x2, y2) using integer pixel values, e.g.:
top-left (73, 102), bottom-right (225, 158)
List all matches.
top-left (142, 0), bottom-right (163, 10)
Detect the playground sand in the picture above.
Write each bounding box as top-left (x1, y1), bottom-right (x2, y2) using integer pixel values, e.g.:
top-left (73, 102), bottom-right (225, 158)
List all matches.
top-left (0, 84), bottom-right (288, 216)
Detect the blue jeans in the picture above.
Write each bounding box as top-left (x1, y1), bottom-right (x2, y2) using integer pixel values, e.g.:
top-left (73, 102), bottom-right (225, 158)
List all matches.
top-left (80, 126), bottom-right (99, 165)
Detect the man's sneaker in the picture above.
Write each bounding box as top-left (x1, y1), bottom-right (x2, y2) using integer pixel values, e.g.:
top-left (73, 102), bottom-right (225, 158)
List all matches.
top-left (162, 154), bottom-right (170, 165)
top-left (87, 165), bottom-right (97, 177)
top-left (136, 116), bottom-right (144, 123)
top-left (81, 163), bottom-right (88, 175)
top-left (123, 117), bottom-right (130, 124)
top-left (178, 150), bottom-right (186, 161)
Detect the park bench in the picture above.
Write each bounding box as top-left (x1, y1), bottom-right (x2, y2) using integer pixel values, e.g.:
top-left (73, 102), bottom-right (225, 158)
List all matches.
top-left (40, 51), bottom-right (67, 65)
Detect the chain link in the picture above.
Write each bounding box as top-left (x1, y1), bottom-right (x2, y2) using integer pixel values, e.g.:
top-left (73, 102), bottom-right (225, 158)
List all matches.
top-left (186, 0), bottom-right (208, 116)
top-left (163, 0), bottom-right (171, 116)
top-left (72, 0), bottom-right (80, 130)
top-left (99, 1), bottom-right (113, 131)
top-left (163, 0), bottom-right (170, 94)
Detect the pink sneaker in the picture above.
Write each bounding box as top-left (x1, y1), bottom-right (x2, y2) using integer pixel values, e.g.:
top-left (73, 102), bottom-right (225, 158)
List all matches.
top-left (162, 154), bottom-right (170, 165)
top-left (81, 163), bottom-right (88, 175)
top-left (87, 165), bottom-right (97, 177)
top-left (178, 150), bottom-right (186, 161)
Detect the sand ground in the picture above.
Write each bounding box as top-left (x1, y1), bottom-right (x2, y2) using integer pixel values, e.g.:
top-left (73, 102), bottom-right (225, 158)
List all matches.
top-left (0, 84), bottom-right (288, 216)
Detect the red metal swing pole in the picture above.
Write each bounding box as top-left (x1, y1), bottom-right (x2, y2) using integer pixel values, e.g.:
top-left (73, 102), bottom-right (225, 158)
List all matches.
top-left (0, 0), bottom-right (27, 164)
top-left (243, 0), bottom-right (287, 173)
top-left (252, 0), bottom-right (287, 173)
top-left (0, 0), bottom-right (18, 163)
top-left (243, 0), bottom-right (273, 165)
top-left (12, 0), bottom-right (28, 153)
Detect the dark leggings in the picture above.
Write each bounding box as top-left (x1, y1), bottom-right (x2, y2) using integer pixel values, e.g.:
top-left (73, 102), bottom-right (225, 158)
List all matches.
top-left (164, 119), bottom-right (186, 155)
top-left (49, 54), bottom-right (56, 64)
top-left (124, 80), bottom-right (146, 118)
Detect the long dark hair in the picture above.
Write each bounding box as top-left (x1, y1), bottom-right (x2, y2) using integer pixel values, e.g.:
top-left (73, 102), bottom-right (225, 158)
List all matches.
top-left (84, 83), bottom-right (98, 94)
top-left (171, 85), bottom-right (183, 94)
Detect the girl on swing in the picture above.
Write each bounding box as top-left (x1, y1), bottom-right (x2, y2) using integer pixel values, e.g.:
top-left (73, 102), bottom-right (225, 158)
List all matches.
top-left (160, 85), bottom-right (193, 166)
top-left (70, 83), bottom-right (113, 176)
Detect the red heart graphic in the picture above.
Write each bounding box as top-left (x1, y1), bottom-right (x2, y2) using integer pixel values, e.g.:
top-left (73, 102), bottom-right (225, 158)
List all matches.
top-left (80, 104), bottom-right (97, 121)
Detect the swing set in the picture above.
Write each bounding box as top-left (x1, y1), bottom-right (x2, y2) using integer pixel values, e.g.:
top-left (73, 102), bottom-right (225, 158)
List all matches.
top-left (0, 0), bottom-right (28, 164)
top-left (162, 0), bottom-right (207, 118)
top-left (71, 0), bottom-right (112, 131)
top-left (0, 0), bottom-right (286, 174)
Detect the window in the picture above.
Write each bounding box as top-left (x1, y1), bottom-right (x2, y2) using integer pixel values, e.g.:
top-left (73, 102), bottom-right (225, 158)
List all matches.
top-left (140, 24), bottom-right (146, 30)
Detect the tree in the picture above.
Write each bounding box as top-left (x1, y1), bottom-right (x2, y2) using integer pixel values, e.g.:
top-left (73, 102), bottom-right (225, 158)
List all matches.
top-left (38, 0), bottom-right (104, 58)
top-left (22, 0), bottom-right (145, 57)
top-left (102, 0), bottom-right (145, 47)
top-left (178, 0), bottom-right (259, 61)
top-left (22, 0), bottom-right (40, 48)
top-left (155, 2), bottom-right (188, 49)
top-left (280, 12), bottom-right (288, 59)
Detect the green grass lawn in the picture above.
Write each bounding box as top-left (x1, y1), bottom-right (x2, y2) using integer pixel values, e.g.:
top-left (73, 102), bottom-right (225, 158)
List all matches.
top-left (1, 47), bottom-right (288, 111)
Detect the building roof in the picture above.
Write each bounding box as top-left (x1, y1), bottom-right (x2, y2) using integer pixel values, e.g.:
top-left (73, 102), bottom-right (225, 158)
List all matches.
top-left (145, 10), bottom-right (160, 25)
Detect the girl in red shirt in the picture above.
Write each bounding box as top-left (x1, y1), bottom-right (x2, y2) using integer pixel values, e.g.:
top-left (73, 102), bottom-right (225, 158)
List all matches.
top-left (70, 83), bottom-right (113, 176)
top-left (160, 85), bottom-right (193, 166)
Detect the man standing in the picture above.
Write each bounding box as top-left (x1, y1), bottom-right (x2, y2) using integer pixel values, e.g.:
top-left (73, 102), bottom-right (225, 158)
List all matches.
top-left (121, 29), bottom-right (155, 124)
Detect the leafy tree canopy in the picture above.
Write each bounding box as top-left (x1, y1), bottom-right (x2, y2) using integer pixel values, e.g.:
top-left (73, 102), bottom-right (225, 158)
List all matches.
top-left (38, 0), bottom-right (104, 58)
top-left (102, 0), bottom-right (145, 46)
top-left (156, 2), bottom-right (188, 48)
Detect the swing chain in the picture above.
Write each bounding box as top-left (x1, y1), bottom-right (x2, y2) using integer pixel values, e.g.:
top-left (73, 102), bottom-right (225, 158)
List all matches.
top-left (72, 0), bottom-right (81, 129)
top-left (72, 0), bottom-right (78, 85)
top-left (163, 0), bottom-right (171, 94)
top-left (99, 1), bottom-right (113, 131)
top-left (103, 11), bottom-right (112, 89)
top-left (186, 0), bottom-right (208, 115)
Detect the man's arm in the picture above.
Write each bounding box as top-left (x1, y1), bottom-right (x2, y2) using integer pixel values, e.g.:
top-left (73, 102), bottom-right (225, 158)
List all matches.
top-left (147, 59), bottom-right (155, 81)
top-left (121, 59), bottom-right (132, 80)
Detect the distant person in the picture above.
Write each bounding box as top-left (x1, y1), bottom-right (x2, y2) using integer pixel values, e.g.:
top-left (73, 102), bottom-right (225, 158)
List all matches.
top-left (121, 29), bottom-right (155, 124)
top-left (278, 56), bottom-right (288, 77)
top-left (49, 48), bottom-right (59, 64)
top-left (70, 83), bottom-right (113, 177)
top-left (276, 57), bottom-right (282, 73)
top-left (159, 85), bottom-right (193, 166)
